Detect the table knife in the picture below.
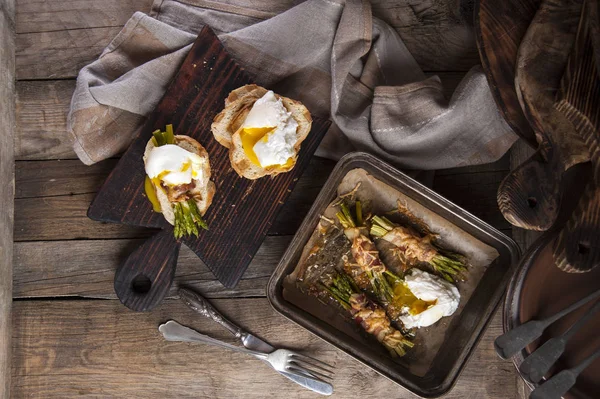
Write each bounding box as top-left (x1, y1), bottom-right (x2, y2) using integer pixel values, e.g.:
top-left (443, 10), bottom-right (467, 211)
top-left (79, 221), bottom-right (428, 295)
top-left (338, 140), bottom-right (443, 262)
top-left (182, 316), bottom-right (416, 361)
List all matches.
top-left (178, 288), bottom-right (333, 395)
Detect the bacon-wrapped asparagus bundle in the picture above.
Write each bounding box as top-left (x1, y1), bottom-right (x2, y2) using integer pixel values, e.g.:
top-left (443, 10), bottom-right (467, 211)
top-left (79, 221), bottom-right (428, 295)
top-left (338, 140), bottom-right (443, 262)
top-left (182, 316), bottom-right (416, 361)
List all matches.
top-left (321, 272), bottom-right (413, 357)
top-left (370, 215), bottom-right (467, 283)
top-left (336, 202), bottom-right (396, 302)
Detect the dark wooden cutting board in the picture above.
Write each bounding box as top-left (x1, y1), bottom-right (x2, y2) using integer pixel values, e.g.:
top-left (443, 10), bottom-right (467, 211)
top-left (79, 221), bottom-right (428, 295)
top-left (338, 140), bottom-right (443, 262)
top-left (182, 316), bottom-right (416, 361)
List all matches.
top-left (88, 27), bottom-right (330, 311)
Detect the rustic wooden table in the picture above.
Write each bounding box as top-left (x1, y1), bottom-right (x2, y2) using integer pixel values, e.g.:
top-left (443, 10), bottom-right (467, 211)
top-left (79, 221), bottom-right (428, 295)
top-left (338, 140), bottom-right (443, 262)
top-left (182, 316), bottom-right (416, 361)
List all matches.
top-left (6, 0), bottom-right (537, 397)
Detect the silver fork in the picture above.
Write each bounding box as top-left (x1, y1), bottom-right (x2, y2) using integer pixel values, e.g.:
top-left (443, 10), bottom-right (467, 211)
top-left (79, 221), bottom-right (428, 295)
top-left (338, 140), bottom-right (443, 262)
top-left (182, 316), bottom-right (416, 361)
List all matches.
top-left (159, 320), bottom-right (334, 381)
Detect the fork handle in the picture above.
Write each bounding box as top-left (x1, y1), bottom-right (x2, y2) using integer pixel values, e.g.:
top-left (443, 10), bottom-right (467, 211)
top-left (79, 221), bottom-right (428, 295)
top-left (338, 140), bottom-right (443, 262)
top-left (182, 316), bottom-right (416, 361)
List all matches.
top-left (178, 288), bottom-right (244, 339)
top-left (159, 320), bottom-right (268, 359)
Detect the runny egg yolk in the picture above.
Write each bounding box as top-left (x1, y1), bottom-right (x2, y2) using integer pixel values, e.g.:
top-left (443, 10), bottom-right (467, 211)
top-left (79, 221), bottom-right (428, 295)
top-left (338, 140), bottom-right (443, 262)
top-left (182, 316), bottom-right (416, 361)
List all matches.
top-left (393, 282), bottom-right (437, 316)
top-left (240, 127), bottom-right (294, 168)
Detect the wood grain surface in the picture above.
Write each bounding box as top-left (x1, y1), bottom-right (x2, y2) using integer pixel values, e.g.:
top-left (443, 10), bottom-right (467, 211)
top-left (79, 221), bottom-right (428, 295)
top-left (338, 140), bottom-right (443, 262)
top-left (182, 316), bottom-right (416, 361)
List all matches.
top-left (114, 229), bottom-right (181, 311)
top-left (14, 73), bottom-right (466, 161)
top-left (13, 0), bottom-right (480, 79)
top-left (475, 0), bottom-right (539, 146)
top-left (13, 236), bottom-right (292, 299)
top-left (552, 0), bottom-right (600, 273)
top-left (9, 0), bottom-right (523, 396)
top-left (0, 0), bottom-right (15, 396)
top-left (11, 300), bottom-right (518, 399)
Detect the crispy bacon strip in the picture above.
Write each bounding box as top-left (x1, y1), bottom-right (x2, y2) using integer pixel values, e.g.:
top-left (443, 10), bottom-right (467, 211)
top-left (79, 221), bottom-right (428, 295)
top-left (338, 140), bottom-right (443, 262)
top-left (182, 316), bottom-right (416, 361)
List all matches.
top-left (371, 215), bottom-right (467, 283)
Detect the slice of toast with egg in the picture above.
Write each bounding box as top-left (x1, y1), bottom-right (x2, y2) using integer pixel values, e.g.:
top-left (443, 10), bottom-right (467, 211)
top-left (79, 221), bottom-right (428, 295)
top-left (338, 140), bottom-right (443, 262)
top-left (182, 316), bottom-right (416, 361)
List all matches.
top-left (211, 84), bottom-right (312, 179)
top-left (143, 126), bottom-right (215, 238)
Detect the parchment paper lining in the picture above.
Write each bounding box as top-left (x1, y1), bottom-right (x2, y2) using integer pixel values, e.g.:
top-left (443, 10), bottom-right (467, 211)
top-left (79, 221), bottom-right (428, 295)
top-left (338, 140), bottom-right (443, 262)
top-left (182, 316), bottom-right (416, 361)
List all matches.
top-left (284, 168), bottom-right (499, 376)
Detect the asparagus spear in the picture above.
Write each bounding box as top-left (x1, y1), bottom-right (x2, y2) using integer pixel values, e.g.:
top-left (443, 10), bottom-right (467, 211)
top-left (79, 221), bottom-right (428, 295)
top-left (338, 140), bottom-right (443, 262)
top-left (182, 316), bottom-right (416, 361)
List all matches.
top-left (370, 215), bottom-right (467, 283)
top-left (336, 201), bottom-right (396, 302)
top-left (147, 124), bottom-right (208, 239)
top-left (151, 124), bottom-right (176, 147)
top-left (321, 271), bottom-right (413, 357)
top-left (173, 199), bottom-right (208, 239)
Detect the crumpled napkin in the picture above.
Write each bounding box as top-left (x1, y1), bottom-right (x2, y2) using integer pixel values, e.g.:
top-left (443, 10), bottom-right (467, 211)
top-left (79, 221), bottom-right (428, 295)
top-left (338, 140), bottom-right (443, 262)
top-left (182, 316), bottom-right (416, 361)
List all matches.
top-left (68, 0), bottom-right (516, 169)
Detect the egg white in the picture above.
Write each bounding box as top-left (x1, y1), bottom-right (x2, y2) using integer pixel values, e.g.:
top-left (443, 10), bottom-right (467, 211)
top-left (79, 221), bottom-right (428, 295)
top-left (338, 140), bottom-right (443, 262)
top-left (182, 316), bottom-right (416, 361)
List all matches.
top-left (242, 91), bottom-right (298, 167)
top-left (399, 269), bottom-right (460, 329)
top-left (145, 144), bottom-right (204, 186)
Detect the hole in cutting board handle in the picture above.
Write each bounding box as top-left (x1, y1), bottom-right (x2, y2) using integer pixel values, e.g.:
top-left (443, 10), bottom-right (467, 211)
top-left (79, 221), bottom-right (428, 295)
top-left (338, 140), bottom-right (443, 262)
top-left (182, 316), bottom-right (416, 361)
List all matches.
top-left (132, 274), bottom-right (152, 294)
top-left (527, 197), bottom-right (538, 209)
top-left (578, 242), bottom-right (591, 256)
top-left (114, 229), bottom-right (181, 311)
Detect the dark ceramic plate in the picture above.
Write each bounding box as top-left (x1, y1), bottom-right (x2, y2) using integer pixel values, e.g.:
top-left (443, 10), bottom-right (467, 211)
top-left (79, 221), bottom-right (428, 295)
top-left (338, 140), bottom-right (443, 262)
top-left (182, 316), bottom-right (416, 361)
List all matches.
top-left (504, 232), bottom-right (600, 399)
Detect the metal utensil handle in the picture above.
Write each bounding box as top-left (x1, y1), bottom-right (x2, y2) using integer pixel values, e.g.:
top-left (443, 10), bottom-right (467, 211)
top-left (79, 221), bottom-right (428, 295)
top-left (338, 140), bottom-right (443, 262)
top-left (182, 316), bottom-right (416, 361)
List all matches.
top-left (573, 345), bottom-right (600, 375)
top-left (546, 288), bottom-right (600, 325)
top-left (179, 288), bottom-right (244, 339)
top-left (564, 298), bottom-right (600, 340)
top-left (158, 320), bottom-right (267, 359)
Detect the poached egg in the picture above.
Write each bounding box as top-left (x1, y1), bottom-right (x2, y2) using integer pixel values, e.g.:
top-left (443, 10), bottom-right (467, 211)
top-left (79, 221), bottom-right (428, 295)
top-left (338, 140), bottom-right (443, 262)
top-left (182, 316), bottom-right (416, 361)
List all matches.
top-left (397, 268), bottom-right (460, 329)
top-left (240, 90), bottom-right (299, 168)
top-left (145, 144), bottom-right (204, 186)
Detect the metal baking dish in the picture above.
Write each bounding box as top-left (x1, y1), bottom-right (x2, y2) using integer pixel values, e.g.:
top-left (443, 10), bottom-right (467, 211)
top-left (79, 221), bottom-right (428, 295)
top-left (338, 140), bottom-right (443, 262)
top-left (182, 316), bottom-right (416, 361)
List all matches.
top-left (267, 152), bottom-right (520, 397)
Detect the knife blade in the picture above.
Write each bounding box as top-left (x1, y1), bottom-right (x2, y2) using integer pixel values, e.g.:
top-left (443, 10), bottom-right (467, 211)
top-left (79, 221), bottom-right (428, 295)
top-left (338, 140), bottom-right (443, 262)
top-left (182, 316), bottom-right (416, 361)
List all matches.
top-left (178, 288), bottom-right (333, 395)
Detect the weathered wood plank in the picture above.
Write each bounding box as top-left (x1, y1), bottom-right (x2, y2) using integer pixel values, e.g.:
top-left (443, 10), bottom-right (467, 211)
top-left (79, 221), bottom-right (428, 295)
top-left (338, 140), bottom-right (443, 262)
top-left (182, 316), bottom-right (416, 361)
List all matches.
top-left (11, 183), bottom-right (320, 240)
top-left (15, 0), bottom-right (153, 33)
top-left (16, 26), bottom-right (122, 80)
top-left (14, 79), bottom-right (74, 161)
top-left (13, 236), bottom-right (291, 299)
top-left (13, 159), bottom-right (509, 241)
top-left (14, 158), bottom-right (117, 198)
top-left (15, 0), bottom-right (308, 33)
top-left (0, 0), bottom-right (15, 396)
top-left (14, 74), bottom-right (466, 161)
top-left (13, 156), bottom-right (334, 240)
top-left (12, 299), bottom-right (516, 398)
top-left (13, 193), bottom-right (153, 241)
top-left (14, 3), bottom-right (479, 80)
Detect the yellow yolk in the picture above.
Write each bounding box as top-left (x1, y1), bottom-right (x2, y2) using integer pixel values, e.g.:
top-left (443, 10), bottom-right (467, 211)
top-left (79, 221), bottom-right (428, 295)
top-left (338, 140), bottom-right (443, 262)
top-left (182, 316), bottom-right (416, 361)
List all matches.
top-left (240, 127), bottom-right (294, 168)
top-left (144, 176), bottom-right (162, 212)
top-left (393, 282), bottom-right (436, 316)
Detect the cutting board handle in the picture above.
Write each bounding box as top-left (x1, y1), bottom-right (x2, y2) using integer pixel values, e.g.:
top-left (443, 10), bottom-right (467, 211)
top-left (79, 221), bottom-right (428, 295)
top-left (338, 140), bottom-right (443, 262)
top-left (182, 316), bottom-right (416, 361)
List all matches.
top-left (114, 229), bottom-right (181, 311)
top-left (497, 148), bottom-right (562, 231)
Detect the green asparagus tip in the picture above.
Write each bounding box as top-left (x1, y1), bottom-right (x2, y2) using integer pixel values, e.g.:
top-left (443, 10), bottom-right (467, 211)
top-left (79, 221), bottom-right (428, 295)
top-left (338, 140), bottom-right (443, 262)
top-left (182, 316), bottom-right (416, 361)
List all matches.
top-left (321, 283), bottom-right (351, 310)
top-left (165, 124), bottom-right (175, 144)
top-left (371, 215), bottom-right (394, 232)
top-left (356, 201), bottom-right (363, 226)
top-left (340, 203), bottom-right (356, 228)
top-left (173, 200), bottom-right (208, 239)
top-left (152, 124), bottom-right (176, 146)
top-left (370, 225), bottom-right (389, 238)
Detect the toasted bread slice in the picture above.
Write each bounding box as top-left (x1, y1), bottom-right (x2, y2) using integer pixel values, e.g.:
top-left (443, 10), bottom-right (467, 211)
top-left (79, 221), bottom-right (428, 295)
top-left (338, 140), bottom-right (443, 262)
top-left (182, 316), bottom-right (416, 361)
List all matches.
top-left (143, 135), bottom-right (215, 225)
top-left (211, 84), bottom-right (312, 179)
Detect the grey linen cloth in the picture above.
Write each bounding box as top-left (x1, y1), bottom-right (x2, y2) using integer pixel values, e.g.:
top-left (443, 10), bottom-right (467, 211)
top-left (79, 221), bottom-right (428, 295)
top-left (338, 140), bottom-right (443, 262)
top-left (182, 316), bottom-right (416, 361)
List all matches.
top-left (68, 0), bottom-right (517, 169)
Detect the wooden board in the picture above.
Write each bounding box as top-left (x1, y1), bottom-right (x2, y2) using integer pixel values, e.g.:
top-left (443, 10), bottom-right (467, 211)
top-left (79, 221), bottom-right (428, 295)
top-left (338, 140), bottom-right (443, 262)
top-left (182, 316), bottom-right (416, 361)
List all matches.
top-left (11, 299), bottom-right (518, 399)
top-left (475, 0), bottom-right (540, 146)
top-left (0, 0), bottom-right (15, 396)
top-left (87, 26), bottom-right (330, 307)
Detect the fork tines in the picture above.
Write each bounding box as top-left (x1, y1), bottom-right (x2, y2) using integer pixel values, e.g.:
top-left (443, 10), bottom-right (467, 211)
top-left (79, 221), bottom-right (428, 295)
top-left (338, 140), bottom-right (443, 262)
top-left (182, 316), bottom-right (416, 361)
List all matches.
top-left (287, 353), bottom-right (335, 381)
